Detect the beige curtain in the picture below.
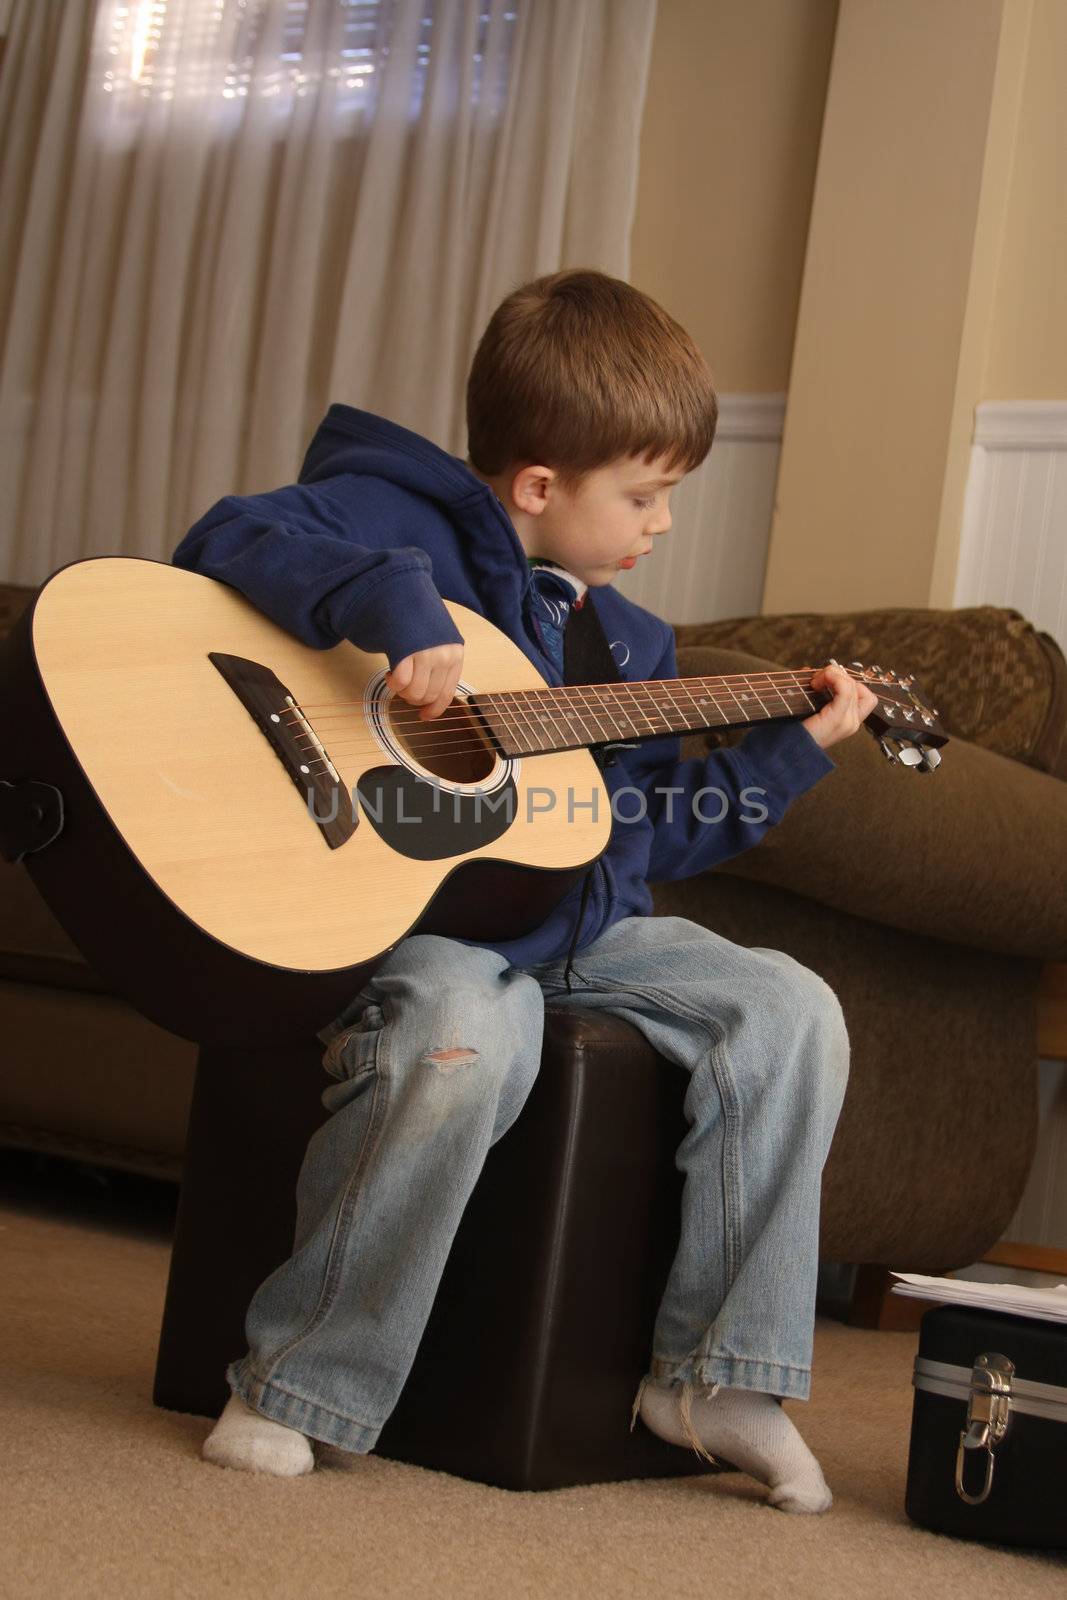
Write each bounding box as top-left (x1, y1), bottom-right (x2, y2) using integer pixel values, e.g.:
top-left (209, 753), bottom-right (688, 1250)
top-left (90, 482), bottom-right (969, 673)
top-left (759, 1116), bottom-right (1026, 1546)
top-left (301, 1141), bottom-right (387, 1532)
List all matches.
top-left (0, 0), bottom-right (657, 586)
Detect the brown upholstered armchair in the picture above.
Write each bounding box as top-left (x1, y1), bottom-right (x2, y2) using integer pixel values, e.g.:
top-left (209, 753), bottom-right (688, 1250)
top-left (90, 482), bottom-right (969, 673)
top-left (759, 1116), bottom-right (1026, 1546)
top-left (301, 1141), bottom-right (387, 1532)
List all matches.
top-left (657, 605), bottom-right (1067, 1286)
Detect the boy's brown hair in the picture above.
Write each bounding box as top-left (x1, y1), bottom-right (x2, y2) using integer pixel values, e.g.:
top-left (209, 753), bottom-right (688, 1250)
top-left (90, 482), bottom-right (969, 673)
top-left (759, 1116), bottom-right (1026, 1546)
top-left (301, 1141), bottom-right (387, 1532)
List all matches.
top-left (466, 267), bottom-right (717, 491)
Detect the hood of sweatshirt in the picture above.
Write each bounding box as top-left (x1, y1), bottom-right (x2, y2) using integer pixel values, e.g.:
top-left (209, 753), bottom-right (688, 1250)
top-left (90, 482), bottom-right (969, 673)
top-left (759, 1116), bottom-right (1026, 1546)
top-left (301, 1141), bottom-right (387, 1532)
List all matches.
top-left (299, 403), bottom-right (540, 634)
top-left (300, 403), bottom-right (491, 504)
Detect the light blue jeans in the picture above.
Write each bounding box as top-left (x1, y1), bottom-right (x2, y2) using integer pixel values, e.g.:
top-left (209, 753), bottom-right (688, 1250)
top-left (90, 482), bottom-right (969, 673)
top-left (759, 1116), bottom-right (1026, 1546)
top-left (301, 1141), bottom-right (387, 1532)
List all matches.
top-left (225, 914), bottom-right (850, 1455)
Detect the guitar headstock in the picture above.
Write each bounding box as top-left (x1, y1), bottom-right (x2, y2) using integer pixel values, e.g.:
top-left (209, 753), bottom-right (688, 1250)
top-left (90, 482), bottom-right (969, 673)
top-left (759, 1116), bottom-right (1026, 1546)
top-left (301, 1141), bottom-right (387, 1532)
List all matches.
top-left (845, 661), bottom-right (949, 772)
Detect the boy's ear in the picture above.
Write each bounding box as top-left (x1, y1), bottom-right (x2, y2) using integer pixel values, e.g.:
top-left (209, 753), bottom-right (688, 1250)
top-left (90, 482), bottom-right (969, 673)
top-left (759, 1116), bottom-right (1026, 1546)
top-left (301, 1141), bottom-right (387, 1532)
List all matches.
top-left (510, 464), bottom-right (556, 517)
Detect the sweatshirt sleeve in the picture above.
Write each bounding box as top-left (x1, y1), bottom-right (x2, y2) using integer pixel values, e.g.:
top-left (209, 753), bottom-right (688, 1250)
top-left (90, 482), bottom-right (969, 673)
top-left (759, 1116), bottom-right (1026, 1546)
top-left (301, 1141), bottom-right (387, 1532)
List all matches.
top-left (619, 625), bottom-right (835, 883)
top-left (171, 478), bottom-right (464, 666)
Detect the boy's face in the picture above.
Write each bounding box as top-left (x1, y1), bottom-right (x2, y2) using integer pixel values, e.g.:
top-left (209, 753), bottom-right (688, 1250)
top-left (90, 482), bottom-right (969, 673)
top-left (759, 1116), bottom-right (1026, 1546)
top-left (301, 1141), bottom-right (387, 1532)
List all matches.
top-left (497, 454), bottom-right (683, 587)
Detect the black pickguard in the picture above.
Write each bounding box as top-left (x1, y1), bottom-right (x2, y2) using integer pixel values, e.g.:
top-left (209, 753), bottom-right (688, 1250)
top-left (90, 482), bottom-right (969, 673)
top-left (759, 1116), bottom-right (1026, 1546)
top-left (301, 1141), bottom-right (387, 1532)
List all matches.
top-left (356, 767), bottom-right (518, 861)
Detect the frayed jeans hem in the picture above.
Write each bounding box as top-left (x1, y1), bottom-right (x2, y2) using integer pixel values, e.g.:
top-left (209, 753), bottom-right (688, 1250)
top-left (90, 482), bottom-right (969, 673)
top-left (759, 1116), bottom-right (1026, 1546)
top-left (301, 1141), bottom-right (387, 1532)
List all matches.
top-left (630, 1353), bottom-right (813, 1469)
top-left (649, 1351), bottom-right (812, 1402)
top-left (226, 1357), bottom-right (382, 1454)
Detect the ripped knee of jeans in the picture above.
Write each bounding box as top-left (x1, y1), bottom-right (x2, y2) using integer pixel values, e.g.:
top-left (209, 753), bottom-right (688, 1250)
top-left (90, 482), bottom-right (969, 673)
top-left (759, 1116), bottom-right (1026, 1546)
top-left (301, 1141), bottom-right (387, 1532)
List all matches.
top-left (420, 1046), bottom-right (481, 1074)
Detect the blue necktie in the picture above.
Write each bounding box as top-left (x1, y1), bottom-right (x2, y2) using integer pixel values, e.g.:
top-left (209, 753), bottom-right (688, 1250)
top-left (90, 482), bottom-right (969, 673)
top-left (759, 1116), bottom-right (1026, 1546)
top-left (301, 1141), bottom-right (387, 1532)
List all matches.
top-left (528, 562), bottom-right (585, 675)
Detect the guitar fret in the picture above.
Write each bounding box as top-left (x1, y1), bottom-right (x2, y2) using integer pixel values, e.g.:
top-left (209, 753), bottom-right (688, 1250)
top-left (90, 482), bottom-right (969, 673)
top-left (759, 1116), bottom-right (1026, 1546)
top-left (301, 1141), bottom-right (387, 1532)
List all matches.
top-left (629, 683), bottom-right (675, 736)
top-left (662, 682), bottom-right (695, 733)
top-left (563, 692), bottom-right (602, 747)
top-left (536, 685), bottom-right (565, 747)
top-left (677, 679), bottom-right (713, 728)
top-left (545, 684), bottom-right (597, 748)
top-left (602, 684), bottom-right (640, 738)
top-left (526, 687), bottom-right (565, 749)
top-left (738, 674), bottom-right (772, 720)
top-left (569, 705), bottom-right (601, 745)
top-left (493, 691), bottom-right (541, 753)
top-left (518, 692), bottom-right (547, 751)
top-left (501, 702), bottom-right (535, 753)
top-left (714, 675), bottom-right (750, 721)
top-left (791, 673), bottom-right (819, 714)
top-left (619, 683), bottom-right (660, 738)
top-left (579, 691), bottom-right (614, 745)
top-left (762, 672), bottom-right (796, 717)
top-left (757, 672), bottom-right (813, 716)
top-left (662, 681), bottom-right (730, 732)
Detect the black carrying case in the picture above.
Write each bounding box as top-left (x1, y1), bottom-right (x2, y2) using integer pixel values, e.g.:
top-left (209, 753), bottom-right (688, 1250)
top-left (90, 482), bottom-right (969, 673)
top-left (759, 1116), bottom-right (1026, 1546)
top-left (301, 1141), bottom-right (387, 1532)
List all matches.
top-left (905, 1303), bottom-right (1067, 1549)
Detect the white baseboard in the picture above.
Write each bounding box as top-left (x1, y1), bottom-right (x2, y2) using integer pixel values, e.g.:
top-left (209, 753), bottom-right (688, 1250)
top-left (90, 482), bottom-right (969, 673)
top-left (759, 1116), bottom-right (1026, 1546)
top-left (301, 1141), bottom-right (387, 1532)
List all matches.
top-left (954, 400), bottom-right (1067, 656)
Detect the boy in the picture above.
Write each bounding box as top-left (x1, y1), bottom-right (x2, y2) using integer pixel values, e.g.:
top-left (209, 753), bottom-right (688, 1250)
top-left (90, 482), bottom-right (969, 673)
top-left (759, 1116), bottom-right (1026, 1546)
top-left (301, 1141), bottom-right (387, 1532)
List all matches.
top-left (176, 269), bottom-right (877, 1512)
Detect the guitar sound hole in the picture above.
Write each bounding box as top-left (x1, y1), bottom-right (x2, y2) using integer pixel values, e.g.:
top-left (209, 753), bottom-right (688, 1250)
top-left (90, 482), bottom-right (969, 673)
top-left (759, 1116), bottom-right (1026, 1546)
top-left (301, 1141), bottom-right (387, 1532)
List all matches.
top-left (388, 697), bottom-right (496, 784)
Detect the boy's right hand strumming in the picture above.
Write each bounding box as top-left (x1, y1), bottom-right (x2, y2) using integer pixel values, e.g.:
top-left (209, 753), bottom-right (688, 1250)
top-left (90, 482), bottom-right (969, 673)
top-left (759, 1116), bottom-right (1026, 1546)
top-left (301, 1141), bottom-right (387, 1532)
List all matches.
top-left (386, 643), bottom-right (466, 720)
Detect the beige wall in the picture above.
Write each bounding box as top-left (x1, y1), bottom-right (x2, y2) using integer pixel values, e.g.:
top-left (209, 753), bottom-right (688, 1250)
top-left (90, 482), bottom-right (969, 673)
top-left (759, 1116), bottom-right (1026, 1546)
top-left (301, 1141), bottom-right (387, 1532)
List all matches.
top-left (984, 0), bottom-right (1067, 399)
top-left (763, 0), bottom-right (1010, 614)
top-left (631, 0), bottom-right (838, 392)
top-left (635, 0), bottom-right (1067, 620)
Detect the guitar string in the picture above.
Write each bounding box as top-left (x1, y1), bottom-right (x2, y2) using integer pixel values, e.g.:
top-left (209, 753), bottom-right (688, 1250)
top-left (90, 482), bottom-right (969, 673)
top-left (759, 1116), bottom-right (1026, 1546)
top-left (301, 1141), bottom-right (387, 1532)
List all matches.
top-left (281, 666), bottom-right (907, 762)
top-left (285, 667), bottom-right (885, 742)
top-left (289, 708), bottom-right (823, 764)
top-left (285, 677), bottom-right (918, 766)
top-left (298, 674), bottom-right (826, 726)
top-left (291, 703), bottom-right (935, 776)
top-left (285, 689), bottom-right (849, 771)
top-left (287, 675), bottom-right (825, 755)
top-left (292, 684), bottom-right (909, 756)
top-left (292, 706), bottom-right (931, 783)
top-left (293, 665), bottom-right (886, 715)
top-left (268, 669), bottom-right (916, 773)
top-left (292, 678), bottom-right (825, 745)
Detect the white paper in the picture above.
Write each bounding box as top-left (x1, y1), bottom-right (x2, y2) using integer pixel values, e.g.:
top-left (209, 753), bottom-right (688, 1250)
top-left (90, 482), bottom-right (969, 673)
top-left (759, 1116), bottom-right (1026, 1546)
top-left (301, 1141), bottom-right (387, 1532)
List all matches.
top-left (889, 1271), bottom-right (1067, 1325)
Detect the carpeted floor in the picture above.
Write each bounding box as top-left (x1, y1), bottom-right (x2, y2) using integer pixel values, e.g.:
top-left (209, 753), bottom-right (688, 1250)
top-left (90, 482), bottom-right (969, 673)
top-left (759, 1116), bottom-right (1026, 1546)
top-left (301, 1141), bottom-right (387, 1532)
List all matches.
top-left (2, 1152), bottom-right (1065, 1600)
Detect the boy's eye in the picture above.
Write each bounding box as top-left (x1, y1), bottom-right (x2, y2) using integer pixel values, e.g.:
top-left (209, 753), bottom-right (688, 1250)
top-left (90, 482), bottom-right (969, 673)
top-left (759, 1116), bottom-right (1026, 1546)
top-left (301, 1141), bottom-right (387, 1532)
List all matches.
top-left (632, 496), bottom-right (656, 509)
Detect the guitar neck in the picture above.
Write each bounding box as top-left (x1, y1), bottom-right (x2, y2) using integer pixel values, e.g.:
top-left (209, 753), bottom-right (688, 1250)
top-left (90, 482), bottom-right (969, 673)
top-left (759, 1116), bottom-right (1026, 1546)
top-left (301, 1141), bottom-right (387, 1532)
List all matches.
top-left (471, 668), bottom-right (831, 758)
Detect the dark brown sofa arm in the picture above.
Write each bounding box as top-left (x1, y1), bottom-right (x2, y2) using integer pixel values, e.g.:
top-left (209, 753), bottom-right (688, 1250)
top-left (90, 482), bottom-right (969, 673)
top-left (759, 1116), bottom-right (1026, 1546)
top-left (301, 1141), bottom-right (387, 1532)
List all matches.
top-left (675, 605), bottom-right (1067, 781)
top-left (672, 642), bottom-right (1067, 964)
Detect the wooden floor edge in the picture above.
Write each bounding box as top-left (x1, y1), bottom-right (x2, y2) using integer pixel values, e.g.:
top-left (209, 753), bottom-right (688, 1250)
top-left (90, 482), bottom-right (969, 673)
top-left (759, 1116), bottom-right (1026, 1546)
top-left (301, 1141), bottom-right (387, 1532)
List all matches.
top-left (979, 1240), bottom-right (1067, 1275)
top-left (1038, 959), bottom-right (1067, 1059)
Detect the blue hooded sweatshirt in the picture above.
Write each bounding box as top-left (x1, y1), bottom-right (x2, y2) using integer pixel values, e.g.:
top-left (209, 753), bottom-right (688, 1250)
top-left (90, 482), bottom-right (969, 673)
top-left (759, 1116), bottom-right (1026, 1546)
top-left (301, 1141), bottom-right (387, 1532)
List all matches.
top-left (171, 404), bottom-right (835, 972)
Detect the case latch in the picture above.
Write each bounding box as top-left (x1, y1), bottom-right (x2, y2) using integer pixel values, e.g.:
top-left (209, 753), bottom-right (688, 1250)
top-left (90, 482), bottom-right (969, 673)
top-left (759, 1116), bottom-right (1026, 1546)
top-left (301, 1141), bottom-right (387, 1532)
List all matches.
top-left (955, 1351), bottom-right (1014, 1505)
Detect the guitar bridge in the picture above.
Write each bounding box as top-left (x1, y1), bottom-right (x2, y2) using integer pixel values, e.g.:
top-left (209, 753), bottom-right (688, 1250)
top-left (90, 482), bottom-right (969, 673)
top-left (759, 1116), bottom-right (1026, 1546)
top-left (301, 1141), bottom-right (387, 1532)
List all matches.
top-left (208, 652), bottom-right (356, 849)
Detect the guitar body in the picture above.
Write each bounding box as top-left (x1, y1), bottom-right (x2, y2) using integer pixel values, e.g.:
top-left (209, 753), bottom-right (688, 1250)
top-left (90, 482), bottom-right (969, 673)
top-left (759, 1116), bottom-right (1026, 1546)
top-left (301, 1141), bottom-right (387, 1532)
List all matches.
top-left (2, 558), bottom-right (611, 1046)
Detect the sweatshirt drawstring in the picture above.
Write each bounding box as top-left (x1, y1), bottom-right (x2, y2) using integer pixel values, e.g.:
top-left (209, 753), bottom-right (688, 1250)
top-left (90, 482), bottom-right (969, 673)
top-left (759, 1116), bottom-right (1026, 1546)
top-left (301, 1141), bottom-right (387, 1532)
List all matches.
top-left (561, 865), bottom-right (596, 993)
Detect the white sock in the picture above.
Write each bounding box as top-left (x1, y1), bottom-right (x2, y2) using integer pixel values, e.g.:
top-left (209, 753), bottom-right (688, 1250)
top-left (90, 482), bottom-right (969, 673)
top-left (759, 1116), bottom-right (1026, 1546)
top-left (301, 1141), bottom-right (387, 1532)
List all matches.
top-left (632, 1375), bottom-right (833, 1513)
top-left (202, 1391), bottom-right (315, 1477)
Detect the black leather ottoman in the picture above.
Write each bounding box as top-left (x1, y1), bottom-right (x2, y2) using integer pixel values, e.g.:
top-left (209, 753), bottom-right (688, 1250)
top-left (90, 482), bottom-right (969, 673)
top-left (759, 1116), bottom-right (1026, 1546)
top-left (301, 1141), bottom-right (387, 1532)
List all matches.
top-left (154, 1006), bottom-right (727, 1491)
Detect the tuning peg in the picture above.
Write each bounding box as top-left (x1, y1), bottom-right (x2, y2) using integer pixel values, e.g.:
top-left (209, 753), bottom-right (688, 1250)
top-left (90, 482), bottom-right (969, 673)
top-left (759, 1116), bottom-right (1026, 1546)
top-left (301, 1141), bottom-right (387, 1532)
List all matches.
top-left (878, 735), bottom-right (900, 762)
top-left (917, 745), bottom-right (942, 773)
top-left (849, 660), bottom-right (865, 669)
top-left (870, 663), bottom-right (883, 675)
top-left (896, 743), bottom-right (923, 766)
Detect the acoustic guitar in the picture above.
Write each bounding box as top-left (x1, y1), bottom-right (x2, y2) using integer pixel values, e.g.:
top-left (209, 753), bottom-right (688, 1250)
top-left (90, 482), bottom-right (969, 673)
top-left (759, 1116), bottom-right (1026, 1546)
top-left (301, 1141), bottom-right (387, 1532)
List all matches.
top-left (0, 558), bottom-right (947, 1046)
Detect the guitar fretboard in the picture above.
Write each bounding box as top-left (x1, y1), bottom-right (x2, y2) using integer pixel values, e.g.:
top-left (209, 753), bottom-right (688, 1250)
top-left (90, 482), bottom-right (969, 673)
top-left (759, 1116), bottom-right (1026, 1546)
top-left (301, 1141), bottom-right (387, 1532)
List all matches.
top-left (471, 671), bottom-right (823, 758)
